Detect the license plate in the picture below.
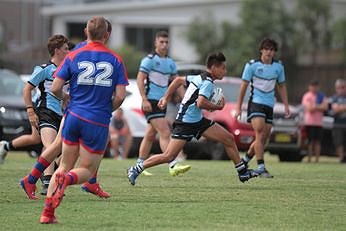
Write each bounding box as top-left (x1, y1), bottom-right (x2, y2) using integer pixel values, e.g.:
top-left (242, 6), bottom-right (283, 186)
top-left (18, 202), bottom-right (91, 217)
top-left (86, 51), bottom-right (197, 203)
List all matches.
top-left (274, 133), bottom-right (291, 143)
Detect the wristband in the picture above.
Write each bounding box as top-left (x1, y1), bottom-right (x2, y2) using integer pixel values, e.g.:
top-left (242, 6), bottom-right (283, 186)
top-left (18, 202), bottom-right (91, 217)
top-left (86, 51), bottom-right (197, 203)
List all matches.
top-left (26, 106), bottom-right (33, 109)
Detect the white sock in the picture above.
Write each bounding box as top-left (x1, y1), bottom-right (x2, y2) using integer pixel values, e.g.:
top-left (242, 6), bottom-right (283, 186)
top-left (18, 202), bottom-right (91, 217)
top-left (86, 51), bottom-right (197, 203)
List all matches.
top-left (168, 160), bottom-right (177, 168)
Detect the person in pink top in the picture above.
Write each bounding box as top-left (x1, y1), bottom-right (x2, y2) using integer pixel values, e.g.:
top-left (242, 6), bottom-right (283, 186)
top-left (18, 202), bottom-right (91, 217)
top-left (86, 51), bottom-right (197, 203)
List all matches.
top-left (301, 80), bottom-right (328, 162)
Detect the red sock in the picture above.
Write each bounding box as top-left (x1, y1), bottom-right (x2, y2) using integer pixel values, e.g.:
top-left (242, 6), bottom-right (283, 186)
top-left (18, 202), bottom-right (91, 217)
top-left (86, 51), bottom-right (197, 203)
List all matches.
top-left (28, 157), bottom-right (51, 184)
top-left (66, 171), bottom-right (78, 185)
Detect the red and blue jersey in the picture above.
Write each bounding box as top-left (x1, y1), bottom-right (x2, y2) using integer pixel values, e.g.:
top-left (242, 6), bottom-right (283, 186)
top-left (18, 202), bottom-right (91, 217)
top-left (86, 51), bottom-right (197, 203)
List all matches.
top-left (54, 41), bottom-right (128, 126)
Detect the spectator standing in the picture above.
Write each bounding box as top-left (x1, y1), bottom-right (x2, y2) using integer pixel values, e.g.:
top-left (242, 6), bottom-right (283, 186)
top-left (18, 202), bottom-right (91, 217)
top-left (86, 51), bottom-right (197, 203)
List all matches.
top-left (329, 79), bottom-right (346, 163)
top-left (301, 80), bottom-right (328, 163)
top-left (109, 108), bottom-right (133, 159)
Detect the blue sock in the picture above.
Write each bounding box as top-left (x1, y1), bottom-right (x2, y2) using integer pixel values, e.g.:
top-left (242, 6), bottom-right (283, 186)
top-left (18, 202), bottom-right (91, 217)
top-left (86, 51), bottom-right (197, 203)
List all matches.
top-left (88, 177), bottom-right (97, 184)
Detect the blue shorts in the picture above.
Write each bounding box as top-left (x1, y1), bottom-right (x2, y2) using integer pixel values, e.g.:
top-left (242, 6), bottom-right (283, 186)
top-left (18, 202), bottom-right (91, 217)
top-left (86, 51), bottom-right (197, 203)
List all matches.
top-left (62, 112), bottom-right (109, 154)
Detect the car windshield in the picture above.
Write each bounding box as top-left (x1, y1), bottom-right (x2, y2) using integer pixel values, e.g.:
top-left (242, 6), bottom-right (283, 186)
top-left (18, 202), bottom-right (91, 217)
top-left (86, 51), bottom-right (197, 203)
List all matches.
top-left (215, 81), bottom-right (251, 102)
top-left (0, 71), bottom-right (25, 97)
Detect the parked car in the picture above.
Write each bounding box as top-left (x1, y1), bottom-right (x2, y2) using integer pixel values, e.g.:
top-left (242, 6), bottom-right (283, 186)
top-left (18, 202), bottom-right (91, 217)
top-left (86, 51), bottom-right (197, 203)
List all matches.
top-left (0, 69), bottom-right (42, 156)
top-left (265, 103), bottom-right (308, 162)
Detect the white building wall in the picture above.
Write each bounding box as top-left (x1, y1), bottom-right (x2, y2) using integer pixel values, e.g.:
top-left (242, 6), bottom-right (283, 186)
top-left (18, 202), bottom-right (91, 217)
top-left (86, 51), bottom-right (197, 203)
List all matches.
top-left (42, 0), bottom-right (241, 63)
top-left (42, 0), bottom-right (346, 63)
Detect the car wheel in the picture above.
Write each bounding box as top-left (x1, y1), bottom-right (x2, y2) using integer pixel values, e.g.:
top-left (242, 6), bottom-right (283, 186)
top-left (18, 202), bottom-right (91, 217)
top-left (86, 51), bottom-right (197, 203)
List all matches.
top-left (278, 152), bottom-right (304, 162)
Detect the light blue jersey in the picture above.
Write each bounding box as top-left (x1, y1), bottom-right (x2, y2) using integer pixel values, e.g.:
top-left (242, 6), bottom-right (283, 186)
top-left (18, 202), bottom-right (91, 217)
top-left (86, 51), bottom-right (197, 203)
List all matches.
top-left (139, 53), bottom-right (177, 100)
top-left (241, 59), bottom-right (285, 108)
top-left (28, 63), bottom-right (63, 116)
top-left (176, 72), bottom-right (214, 123)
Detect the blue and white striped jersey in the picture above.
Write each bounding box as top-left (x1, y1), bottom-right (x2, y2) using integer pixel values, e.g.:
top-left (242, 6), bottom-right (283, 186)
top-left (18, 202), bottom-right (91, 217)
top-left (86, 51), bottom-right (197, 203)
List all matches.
top-left (176, 72), bottom-right (214, 123)
top-left (139, 53), bottom-right (177, 100)
top-left (28, 62), bottom-right (63, 116)
top-left (241, 59), bottom-right (285, 108)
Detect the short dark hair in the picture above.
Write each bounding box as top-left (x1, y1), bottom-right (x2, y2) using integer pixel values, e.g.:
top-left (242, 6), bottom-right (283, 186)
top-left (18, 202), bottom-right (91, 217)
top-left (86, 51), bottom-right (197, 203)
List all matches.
top-left (155, 30), bottom-right (169, 39)
top-left (47, 34), bottom-right (69, 57)
top-left (259, 38), bottom-right (278, 51)
top-left (309, 80), bottom-right (319, 86)
top-left (205, 52), bottom-right (226, 68)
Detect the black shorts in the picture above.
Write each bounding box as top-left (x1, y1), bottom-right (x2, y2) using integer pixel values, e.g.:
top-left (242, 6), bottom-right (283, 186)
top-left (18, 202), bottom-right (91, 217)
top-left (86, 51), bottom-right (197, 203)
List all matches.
top-left (247, 102), bottom-right (273, 124)
top-left (332, 127), bottom-right (346, 147)
top-left (305, 125), bottom-right (323, 142)
top-left (144, 99), bottom-right (167, 123)
top-left (36, 107), bottom-right (62, 132)
top-left (171, 117), bottom-right (215, 141)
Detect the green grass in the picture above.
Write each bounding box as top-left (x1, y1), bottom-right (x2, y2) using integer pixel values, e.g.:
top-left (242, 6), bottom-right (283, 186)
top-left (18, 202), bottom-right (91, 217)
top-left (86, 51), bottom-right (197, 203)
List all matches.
top-left (0, 152), bottom-right (346, 231)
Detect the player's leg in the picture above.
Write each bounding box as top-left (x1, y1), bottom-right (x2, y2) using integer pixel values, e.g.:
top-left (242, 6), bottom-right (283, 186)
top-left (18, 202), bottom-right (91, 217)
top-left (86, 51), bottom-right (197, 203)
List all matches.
top-left (136, 124), bottom-right (156, 176)
top-left (78, 121), bottom-right (111, 198)
top-left (40, 142), bottom-right (79, 224)
top-left (39, 126), bottom-right (59, 195)
top-left (202, 123), bottom-right (258, 183)
top-left (20, 118), bottom-right (64, 200)
top-left (127, 138), bottom-right (186, 185)
top-left (251, 117), bottom-right (273, 177)
top-left (150, 117), bottom-right (191, 175)
top-left (0, 126), bottom-right (41, 164)
top-left (138, 124), bottom-right (156, 160)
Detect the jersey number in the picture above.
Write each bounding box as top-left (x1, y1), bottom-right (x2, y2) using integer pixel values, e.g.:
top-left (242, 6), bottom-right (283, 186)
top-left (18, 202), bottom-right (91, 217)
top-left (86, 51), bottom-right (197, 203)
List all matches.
top-left (77, 61), bottom-right (113, 87)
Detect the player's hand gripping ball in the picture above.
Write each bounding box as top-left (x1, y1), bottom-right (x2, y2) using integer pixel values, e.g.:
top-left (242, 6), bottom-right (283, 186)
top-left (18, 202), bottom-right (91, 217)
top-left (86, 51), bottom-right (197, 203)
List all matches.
top-left (210, 87), bottom-right (224, 106)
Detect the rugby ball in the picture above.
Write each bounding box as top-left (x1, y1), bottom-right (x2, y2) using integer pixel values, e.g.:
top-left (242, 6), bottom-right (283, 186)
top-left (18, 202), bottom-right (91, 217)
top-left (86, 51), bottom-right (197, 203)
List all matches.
top-left (210, 87), bottom-right (223, 105)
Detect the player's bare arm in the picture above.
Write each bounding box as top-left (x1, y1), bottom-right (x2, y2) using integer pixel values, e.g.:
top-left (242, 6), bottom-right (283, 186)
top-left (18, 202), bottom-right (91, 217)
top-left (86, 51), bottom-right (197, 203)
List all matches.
top-left (112, 85), bottom-right (126, 110)
top-left (158, 76), bottom-right (186, 109)
top-left (277, 83), bottom-right (291, 118)
top-left (235, 80), bottom-right (249, 118)
top-left (51, 77), bottom-right (66, 100)
top-left (23, 83), bottom-right (39, 128)
top-left (197, 95), bottom-right (224, 111)
top-left (137, 71), bottom-right (151, 112)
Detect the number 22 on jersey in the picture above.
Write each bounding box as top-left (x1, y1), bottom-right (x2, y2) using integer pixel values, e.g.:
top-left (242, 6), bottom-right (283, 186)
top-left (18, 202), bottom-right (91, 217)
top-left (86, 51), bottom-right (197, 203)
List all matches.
top-left (77, 61), bottom-right (113, 87)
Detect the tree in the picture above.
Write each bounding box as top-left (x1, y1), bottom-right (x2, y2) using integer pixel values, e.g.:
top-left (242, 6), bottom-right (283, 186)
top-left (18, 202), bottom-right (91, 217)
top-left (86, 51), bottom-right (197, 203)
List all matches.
top-left (185, 13), bottom-right (226, 64)
top-left (294, 0), bottom-right (331, 73)
top-left (114, 44), bottom-right (145, 78)
top-left (331, 17), bottom-right (346, 63)
top-left (185, 0), bottom-right (298, 76)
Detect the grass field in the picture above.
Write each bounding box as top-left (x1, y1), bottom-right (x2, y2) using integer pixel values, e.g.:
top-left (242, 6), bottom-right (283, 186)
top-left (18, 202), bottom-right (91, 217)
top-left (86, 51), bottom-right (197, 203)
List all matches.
top-left (0, 152), bottom-right (345, 231)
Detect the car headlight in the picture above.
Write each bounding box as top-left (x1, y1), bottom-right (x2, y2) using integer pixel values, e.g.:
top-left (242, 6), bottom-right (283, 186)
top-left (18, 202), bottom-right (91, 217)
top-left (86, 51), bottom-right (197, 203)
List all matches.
top-left (0, 107), bottom-right (28, 120)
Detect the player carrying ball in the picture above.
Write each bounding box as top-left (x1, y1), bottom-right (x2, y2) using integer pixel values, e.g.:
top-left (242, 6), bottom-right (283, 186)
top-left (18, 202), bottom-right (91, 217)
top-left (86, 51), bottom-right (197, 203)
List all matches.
top-left (127, 51), bottom-right (258, 185)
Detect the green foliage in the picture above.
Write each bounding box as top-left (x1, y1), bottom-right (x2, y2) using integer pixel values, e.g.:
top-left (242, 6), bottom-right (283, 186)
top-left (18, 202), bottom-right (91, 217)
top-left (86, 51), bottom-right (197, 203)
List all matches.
top-left (185, 0), bottom-right (343, 77)
top-left (112, 44), bottom-right (145, 78)
top-left (185, 13), bottom-right (226, 64)
top-left (1, 153), bottom-right (346, 230)
top-left (185, 0), bottom-right (298, 76)
top-left (331, 17), bottom-right (346, 62)
top-left (295, 0), bottom-right (331, 58)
